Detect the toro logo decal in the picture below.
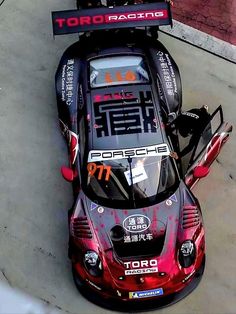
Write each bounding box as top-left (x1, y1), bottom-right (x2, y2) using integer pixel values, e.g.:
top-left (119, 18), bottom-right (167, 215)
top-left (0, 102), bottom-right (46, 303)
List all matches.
top-left (124, 259), bottom-right (158, 276)
top-left (123, 214), bottom-right (150, 233)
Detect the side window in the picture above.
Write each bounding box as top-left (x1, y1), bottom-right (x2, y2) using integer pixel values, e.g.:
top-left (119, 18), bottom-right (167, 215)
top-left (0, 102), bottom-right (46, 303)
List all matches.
top-left (189, 106), bottom-right (223, 166)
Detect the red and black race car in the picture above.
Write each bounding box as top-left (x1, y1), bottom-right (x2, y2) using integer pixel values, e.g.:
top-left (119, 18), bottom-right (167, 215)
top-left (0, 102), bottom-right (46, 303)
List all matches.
top-left (52, 2), bottom-right (232, 311)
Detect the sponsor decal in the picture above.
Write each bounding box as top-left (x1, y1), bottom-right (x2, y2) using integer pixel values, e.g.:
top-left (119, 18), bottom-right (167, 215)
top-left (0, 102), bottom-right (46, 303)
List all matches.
top-left (124, 166), bottom-right (148, 186)
top-left (182, 112), bottom-right (199, 119)
top-left (157, 51), bottom-right (177, 97)
top-left (88, 144), bottom-right (170, 162)
top-left (124, 259), bottom-right (158, 276)
top-left (123, 214), bottom-right (151, 233)
top-left (61, 59), bottom-right (75, 106)
top-left (125, 268), bottom-right (158, 275)
top-left (182, 270), bottom-right (195, 283)
top-left (85, 279), bottom-right (102, 291)
top-left (97, 206), bottom-right (104, 214)
top-left (169, 193), bottom-right (177, 202)
top-left (93, 91), bottom-right (134, 103)
top-left (52, 3), bottom-right (172, 35)
top-left (124, 233), bottom-right (153, 243)
top-left (165, 199), bottom-right (172, 206)
top-left (129, 288), bottom-right (163, 299)
top-left (90, 202), bottom-right (98, 211)
top-left (78, 85), bottom-right (83, 109)
top-left (107, 10), bottom-right (167, 22)
top-left (55, 10), bottom-right (168, 29)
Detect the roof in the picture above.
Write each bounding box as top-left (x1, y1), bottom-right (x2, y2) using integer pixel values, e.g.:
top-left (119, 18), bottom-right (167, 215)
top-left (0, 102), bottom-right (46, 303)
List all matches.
top-left (88, 85), bottom-right (165, 150)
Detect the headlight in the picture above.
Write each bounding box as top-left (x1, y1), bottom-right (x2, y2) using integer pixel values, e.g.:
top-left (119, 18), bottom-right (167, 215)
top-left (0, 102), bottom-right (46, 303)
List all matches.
top-left (179, 240), bottom-right (196, 268)
top-left (84, 251), bottom-right (103, 277)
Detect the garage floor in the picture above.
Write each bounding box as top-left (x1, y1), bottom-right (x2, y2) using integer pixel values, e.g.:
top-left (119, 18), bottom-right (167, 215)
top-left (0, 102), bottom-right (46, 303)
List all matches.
top-left (0, 1), bottom-right (236, 314)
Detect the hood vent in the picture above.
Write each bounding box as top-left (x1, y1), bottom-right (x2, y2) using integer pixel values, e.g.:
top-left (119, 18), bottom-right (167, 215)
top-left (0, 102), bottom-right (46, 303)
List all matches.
top-left (182, 205), bottom-right (200, 229)
top-left (71, 216), bottom-right (93, 239)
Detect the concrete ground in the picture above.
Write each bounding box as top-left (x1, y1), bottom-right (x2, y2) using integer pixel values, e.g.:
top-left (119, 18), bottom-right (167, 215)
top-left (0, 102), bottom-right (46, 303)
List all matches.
top-left (168, 0), bottom-right (236, 62)
top-left (173, 0), bottom-right (236, 45)
top-left (0, 1), bottom-right (236, 314)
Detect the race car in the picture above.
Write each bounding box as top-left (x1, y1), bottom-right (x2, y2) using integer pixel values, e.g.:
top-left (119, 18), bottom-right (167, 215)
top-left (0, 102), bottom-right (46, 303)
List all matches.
top-left (52, 2), bottom-right (232, 311)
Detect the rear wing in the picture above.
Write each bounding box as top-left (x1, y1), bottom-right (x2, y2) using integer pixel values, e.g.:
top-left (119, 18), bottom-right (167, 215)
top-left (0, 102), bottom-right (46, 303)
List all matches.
top-left (52, 2), bottom-right (172, 35)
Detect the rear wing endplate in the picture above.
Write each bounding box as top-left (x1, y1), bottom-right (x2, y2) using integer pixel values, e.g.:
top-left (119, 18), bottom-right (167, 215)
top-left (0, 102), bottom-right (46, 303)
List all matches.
top-left (52, 2), bottom-right (172, 35)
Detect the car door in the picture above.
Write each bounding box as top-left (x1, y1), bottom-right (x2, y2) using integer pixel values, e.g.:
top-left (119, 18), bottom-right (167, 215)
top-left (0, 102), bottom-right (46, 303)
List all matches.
top-left (184, 106), bottom-right (232, 189)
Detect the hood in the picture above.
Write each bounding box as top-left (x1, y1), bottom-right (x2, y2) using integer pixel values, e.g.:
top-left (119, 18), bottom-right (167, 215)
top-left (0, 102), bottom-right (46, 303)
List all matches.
top-left (84, 186), bottom-right (183, 260)
top-left (73, 182), bottom-right (202, 291)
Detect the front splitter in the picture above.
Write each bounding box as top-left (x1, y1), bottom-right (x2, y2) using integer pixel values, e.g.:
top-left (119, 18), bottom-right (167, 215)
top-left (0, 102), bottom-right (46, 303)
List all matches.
top-left (72, 255), bottom-right (205, 312)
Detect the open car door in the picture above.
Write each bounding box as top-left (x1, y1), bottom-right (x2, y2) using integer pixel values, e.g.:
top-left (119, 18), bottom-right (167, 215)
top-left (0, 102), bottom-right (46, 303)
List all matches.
top-left (182, 106), bottom-right (232, 189)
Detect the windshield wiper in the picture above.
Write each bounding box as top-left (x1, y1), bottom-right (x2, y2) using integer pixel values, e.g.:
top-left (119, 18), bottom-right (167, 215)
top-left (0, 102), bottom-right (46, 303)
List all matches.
top-left (127, 156), bottom-right (136, 208)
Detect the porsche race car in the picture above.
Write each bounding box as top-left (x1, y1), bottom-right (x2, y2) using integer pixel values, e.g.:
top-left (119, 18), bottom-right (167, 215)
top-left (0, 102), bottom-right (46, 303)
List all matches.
top-left (52, 2), bottom-right (232, 310)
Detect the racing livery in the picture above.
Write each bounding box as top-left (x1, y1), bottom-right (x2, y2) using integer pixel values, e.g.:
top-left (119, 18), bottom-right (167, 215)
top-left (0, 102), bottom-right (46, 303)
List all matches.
top-left (52, 2), bottom-right (232, 311)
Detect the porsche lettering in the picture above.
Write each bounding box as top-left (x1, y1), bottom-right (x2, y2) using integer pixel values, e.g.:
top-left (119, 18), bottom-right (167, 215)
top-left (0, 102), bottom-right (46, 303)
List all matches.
top-left (88, 144), bottom-right (170, 162)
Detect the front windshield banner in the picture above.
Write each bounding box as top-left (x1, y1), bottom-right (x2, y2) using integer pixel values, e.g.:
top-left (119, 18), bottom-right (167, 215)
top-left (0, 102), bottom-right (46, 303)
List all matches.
top-left (52, 3), bottom-right (172, 35)
top-left (88, 144), bottom-right (170, 162)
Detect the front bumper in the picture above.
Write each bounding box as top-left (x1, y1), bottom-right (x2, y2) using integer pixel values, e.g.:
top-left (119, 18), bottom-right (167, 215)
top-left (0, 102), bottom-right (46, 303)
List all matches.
top-left (72, 255), bottom-right (205, 312)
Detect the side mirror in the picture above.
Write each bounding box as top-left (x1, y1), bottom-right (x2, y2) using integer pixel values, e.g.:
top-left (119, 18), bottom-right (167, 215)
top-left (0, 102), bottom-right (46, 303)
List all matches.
top-left (61, 166), bottom-right (74, 182)
top-left (193, 165), bottom-right (210, 178)
top-left (168, 112), bottom-right (177, 123)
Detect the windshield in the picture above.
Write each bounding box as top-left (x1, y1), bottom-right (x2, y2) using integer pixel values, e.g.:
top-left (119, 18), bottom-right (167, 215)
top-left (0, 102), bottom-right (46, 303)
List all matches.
top-left (83, 152), bottom-right (178, 209)
top-left (90, 55), bottom-right (149, 88)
